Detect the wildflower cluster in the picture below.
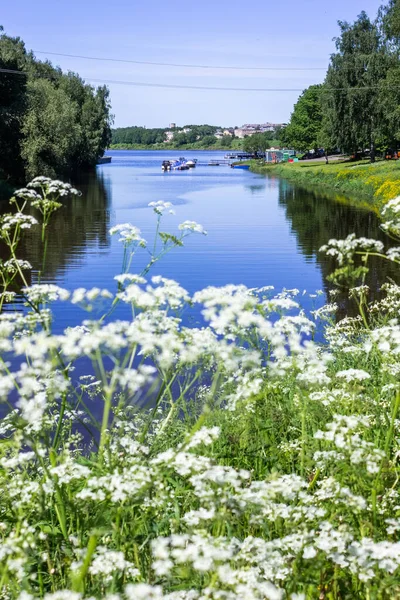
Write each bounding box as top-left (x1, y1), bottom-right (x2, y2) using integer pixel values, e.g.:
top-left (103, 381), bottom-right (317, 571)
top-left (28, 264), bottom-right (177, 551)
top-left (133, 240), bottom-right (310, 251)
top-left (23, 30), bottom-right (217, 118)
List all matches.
top-left (1, 179), bottom-right (400, 599)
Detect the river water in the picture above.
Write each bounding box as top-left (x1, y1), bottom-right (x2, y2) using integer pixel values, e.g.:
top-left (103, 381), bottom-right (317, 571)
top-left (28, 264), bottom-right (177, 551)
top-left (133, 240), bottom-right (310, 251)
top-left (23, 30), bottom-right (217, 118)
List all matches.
top-left (3, 150), bottom-right (397, 329)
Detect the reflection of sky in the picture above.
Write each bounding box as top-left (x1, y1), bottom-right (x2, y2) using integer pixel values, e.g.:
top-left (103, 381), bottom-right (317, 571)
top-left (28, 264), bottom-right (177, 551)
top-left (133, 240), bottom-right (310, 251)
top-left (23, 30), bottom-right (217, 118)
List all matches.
top-left (46, 150), bottom-right (324, 332)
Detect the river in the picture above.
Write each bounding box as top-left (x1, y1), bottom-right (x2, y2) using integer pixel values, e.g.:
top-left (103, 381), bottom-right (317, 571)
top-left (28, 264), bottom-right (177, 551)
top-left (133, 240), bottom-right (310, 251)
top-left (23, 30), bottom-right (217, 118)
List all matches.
top-left (2, 150), bottom-right (397, 329)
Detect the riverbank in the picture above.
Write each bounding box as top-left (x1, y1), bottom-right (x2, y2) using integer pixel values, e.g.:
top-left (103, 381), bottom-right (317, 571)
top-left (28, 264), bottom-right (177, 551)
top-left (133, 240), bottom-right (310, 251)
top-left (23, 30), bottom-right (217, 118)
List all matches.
top-left (250, 159), bottom-right (400, 209)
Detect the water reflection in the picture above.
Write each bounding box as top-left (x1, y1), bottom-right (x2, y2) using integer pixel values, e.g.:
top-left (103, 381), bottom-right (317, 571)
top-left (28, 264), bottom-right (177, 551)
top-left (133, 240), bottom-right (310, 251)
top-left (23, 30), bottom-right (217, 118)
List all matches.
top-left (0, 172), bottom-right (112, 283)
top-left (0, 152), bottom-right (398, 327)
top-left (277, 179), bottom-right (399, 316)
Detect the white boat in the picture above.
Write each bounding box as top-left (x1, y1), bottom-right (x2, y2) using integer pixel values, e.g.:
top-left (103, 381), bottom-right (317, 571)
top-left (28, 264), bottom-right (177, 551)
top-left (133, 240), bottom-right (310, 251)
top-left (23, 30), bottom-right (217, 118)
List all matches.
top-left (186, 159), bottom-right (197, 168)
top-left (171, 159), bottom-right (190, 171)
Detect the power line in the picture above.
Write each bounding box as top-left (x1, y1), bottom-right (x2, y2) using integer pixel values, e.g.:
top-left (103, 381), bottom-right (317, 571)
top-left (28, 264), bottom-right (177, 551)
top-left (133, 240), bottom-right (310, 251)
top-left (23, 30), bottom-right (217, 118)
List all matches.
top-left (32, 49), bottom-right (328, 71)
top-left (2, 67), bottom-right (398, 92)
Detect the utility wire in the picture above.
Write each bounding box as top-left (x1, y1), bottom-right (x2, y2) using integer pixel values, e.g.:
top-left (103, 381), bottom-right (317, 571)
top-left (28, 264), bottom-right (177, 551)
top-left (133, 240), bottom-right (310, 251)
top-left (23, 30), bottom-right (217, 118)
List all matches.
top-left (1, 67), bottom-right (398, 92)
top-left (32, 49), bottom-right (329, 71)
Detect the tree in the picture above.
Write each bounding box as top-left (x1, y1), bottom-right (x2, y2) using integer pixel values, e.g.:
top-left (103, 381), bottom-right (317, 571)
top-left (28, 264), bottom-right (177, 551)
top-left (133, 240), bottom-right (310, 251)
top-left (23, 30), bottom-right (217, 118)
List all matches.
top-left (200, 135), bottom-right (217, 147)
top-left (242, 133), bottom-right (270, 156)
top-left (322, 11), bottom-right (393, 162)
top-left (0, 27), bottom-right (112, 182)
top-left (0, 30), bottom-right (28, 180)
top-left (280, 85), bottom-right (324, 152)
top-left (21, 79), bottom-right (81, 178)
top-left (380, 0), bottom-right (400, 41)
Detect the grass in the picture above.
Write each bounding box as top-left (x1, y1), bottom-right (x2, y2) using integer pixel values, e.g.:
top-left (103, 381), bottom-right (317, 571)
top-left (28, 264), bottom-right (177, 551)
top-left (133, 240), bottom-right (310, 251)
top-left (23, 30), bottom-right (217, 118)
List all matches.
top-left (250, 158), bottom-right (400, 209)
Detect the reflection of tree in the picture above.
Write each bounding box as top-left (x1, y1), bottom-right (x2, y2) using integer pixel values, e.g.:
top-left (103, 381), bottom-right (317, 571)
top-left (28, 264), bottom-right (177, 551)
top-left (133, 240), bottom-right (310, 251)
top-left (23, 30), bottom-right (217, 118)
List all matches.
top-left (244, 183), bottom-right (266, 195)
top-left (277, 178), bottom-right (399, 316)
top-left (0, 172), bottom-right (111, 283)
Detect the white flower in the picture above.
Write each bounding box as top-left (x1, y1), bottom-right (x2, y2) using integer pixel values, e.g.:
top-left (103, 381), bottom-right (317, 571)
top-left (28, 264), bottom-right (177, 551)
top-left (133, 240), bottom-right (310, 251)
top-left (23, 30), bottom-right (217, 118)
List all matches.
top-left (178, 221), bottom-right (207, 235)
top-left (336, 369), bottom-right (371, 383)
top-left (149, 201), bottom-right (174, 215)
top-left (23, 284), bottom-right (70, 304)
top-left (110, 223), bottom-right (146, 247)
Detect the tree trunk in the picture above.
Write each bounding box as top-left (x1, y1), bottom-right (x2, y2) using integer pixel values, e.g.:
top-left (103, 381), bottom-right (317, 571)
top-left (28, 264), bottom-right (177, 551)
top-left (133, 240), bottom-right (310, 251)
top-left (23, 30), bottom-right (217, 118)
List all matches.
top-left (370, 140), bottom-right (376, 163)
top-left (325, 150), bottom-right (329, 164)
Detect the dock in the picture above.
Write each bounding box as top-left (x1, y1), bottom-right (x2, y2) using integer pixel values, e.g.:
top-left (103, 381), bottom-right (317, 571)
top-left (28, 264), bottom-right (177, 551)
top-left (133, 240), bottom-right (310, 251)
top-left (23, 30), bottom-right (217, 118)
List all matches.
top-left (97, 156), bottom-right (112, 165)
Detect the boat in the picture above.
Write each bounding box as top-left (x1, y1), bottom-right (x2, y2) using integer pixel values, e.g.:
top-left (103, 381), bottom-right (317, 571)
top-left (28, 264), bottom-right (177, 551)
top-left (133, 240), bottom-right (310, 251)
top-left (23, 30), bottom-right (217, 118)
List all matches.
top-left (186, 159), bottom-right (197, 168)
top-left (231, 164), bottom-right (250, 170)
top-left (169, 159), bottom-right (190, 171)
top-left (161, 160), bottom-right (172, 171)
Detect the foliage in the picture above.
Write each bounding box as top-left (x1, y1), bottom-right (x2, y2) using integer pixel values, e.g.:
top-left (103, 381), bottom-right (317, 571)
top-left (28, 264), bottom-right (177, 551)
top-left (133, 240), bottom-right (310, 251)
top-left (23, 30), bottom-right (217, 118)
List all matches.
top-left (322, 11), bottom-right (395, 161)
top-left (111, 125), bottom-right (221, 148)
top-left (1, 177), bottom-right (400, 598)
top-left (280, 85), bottom-right (324, 152)
top-left (0, 28), bottom-right (112, 182)
top-left (242, 132), bottom-right (271, 155)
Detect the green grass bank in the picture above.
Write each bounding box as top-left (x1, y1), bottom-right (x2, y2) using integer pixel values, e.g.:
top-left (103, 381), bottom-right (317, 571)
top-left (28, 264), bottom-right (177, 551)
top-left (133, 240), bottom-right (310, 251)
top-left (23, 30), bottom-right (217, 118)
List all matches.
top-left (250, 159), bottom-right (400, 210)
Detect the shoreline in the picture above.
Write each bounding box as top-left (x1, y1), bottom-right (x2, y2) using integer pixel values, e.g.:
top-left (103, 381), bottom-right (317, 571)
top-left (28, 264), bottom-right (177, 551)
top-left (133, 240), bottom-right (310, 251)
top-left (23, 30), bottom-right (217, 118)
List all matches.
top-left (249, 159), bottom-right (400, 210)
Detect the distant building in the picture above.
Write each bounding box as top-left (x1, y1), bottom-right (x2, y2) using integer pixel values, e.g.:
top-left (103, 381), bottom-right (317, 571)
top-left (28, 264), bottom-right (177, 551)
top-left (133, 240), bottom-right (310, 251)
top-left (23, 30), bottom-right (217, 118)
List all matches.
top-left (169, 123), bottom-right (176, 129)
top-left (234, 123), bottom-right (286, 138)
top-left (164, 131), bottom-right (175, 142)
top-left (223, 129), bottom-right (234, 136)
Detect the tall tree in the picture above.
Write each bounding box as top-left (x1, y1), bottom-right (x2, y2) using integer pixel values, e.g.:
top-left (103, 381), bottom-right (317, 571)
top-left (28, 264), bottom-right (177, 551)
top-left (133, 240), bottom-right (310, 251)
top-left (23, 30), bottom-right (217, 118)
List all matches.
top-left (280, 85), bottom-right (324, 152)
top-left (21, 79), bottom-right (81, 178)
top-left (0, 28), bottom-right (28, 180)
top-left (322, 11), bottom-right (393, 162)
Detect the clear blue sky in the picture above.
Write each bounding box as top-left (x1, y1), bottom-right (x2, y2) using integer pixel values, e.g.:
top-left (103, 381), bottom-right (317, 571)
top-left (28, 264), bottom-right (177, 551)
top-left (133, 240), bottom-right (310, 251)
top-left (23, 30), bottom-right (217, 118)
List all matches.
top-left (2, 0), bottom-right (385, 128)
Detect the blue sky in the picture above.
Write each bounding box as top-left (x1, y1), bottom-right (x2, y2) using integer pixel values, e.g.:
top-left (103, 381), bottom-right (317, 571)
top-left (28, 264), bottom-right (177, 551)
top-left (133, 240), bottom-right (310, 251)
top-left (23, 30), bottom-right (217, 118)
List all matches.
top-left (2, 0), bottom-right (385, 128)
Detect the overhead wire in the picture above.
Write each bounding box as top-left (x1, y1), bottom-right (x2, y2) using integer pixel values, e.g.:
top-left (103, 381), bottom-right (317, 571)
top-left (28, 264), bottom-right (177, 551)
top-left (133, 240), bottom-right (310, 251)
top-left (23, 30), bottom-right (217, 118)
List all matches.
top-left (32, 50), bottom-right (329, 71)
top-left (0, 67), bottom-right (398, 92)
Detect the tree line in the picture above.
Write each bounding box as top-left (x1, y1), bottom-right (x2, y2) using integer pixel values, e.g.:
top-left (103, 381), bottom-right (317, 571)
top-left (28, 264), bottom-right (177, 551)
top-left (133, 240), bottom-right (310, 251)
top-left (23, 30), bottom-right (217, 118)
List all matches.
top-left (281, 0), bottom-right (400, 161)
top-left (111, 125), bottom-right (282, 151)
top-left (112, 124), bottom-right (222, 147)
top-left (0, 27), bottom-right (113, 183)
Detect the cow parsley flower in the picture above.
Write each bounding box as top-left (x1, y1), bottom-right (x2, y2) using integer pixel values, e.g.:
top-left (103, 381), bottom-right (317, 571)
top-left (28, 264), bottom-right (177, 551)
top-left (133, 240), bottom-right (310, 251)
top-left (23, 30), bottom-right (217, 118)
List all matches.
top-left (336, 369), bottom-right (371, 383)
top-left (178, 221), bottom-right (207, 235)
top-left (110, 223), bottom-right (147, 247)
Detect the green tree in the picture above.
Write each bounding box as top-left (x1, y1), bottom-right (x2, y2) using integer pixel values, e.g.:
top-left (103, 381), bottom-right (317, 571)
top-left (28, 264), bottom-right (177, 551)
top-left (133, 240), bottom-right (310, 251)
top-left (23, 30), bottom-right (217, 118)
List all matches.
top-left (281, 85), bottom-right (324, 152)
top-left (242, 133), bottom-right (270, 156)
top-left (380, 0), bottom-right (400, 40)
top-left (21, 79), bottom-right (81, 178)
top-left (0, 28), bottom-right (28, 181)
top-left (322, 11), bottom-right (393, 162)
top-left (200, 135), bottom-right (217, 147)
top-left (0, 27), bottom-right (112, 182)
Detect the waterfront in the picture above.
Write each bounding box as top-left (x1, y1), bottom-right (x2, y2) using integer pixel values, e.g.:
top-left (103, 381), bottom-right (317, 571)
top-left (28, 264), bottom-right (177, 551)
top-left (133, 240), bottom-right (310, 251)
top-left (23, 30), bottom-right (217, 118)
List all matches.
top-left (2, 149), bottom-right (397, 329)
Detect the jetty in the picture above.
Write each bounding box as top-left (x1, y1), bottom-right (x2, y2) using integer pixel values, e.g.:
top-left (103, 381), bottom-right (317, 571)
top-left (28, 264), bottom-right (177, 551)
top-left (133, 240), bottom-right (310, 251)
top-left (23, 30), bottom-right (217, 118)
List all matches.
top-left (97, 156), bottom-right (112, 165)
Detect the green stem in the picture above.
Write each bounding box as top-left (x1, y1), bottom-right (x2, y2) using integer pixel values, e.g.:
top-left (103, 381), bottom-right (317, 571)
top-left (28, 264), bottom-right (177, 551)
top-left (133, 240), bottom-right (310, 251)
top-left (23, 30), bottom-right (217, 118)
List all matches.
top-left (71, 534), bottom-right (98, 592)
